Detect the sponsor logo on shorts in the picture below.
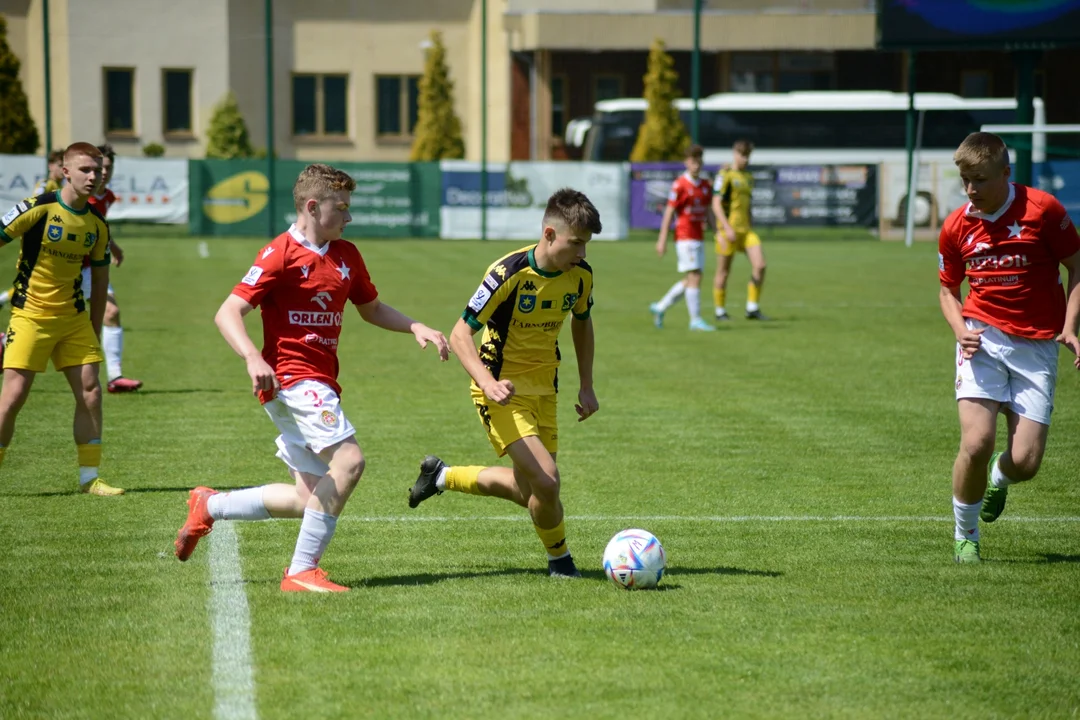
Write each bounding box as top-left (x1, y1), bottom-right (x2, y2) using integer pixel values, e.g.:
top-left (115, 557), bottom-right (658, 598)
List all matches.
top-left (320, 409), bottom-right (338, 426)
top-left (956, 375), bottom-right (963, 389)
top-left (468, 284), bottom-right (491, 312)
top-left (288, 311), bottom-right (343, 327)
top-left (241, 266), bottom-right (263, 286)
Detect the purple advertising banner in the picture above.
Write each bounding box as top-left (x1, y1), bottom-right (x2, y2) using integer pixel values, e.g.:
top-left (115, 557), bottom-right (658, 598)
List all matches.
top-left (630, 163), bottom-right (878, 230)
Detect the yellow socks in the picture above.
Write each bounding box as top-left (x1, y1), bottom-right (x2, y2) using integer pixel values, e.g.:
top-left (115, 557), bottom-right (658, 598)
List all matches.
top-left (713, 288), bottom-right (726, 309)
top-left (747, 280), bottom-right (761, 304)
top-left (77, 441), bottom-right (102, 485)
top-left (445, 466), bottom-right (485, 495)
top-left (534, 519), bottom-right (569, 559)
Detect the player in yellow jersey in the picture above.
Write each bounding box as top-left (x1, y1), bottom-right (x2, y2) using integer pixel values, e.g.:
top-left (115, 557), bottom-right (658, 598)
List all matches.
top-left (32, 149), bottom-right (65, 196)
top-left (408, 188), bottom-right (601, 578)
top-left (0, 142), bottom-right (121, 495)
top-left (712, 139), bottom-right (769, 321)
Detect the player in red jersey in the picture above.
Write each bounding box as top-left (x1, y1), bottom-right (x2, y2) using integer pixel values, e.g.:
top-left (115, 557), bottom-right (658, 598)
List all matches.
top-left (939, 132), bottom-right (1080, 563)
top-left (81, 145), bottom-right (142, 393)
top-left (173, 164), bottom-right (449, 592)
top-left (651, 144), bottom-right (716, 331)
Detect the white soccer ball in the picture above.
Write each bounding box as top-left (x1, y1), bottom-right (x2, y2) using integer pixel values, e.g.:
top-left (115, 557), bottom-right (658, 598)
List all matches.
top-left (603, 528), bottom-right (666, 590)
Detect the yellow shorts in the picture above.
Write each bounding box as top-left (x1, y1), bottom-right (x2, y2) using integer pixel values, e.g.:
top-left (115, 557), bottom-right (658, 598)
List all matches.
top-left (716, 230), bottom-right (761, 257)
top-left (471, 388), bottom-right (558, 458)
top-left (3, 312), bottom-right (103, 373)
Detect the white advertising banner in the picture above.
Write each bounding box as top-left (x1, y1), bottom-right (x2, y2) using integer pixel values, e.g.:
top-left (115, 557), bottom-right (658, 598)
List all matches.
top-left (439, 161), bottom-right (630, 240)
top-left (0, 155), bottom-right (188, 224)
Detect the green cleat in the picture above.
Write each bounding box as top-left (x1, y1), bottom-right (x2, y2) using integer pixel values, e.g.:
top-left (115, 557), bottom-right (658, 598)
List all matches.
top-left (954, 539), bottom-right (981, 563)
top-left (981, 451), bottom-right (1008, 523)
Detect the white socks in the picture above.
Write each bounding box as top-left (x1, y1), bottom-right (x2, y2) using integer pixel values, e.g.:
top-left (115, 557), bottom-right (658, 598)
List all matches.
top-left (990, 456), bottom-right (1013, 489)
top-left (656, 281), bottom-right (686, 312)
top-left (207, 487), bottom-right (271, 521)
top-left (435, 467), bottom-right (448, 491)
top-left (686, 287), bottom-right (701, 321)
top-left (289, 508), bottom-right (337, 575)
top-left (953, 497), bottom-right (982, 542)
top-left (102, 326), bottom-right (123, 381)
top-left (746, 300), bottom-right (760, 313)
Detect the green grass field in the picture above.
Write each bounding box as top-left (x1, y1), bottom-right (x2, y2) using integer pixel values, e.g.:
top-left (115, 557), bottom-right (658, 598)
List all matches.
top-left (0, 233), bottom-right (1077, 719)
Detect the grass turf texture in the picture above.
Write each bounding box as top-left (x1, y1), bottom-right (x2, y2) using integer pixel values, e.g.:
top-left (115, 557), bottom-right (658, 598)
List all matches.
top-left (0, 233), bottom-right (1077, 719)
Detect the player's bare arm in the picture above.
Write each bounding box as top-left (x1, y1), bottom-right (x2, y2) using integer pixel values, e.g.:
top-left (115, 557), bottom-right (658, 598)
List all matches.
top-left (939, 284), bottom-right (983, 359)
top-left (656, 205), bottom-right (674, 257)
top-left (215, 293), bottom-right (280, 396)
top-left (449, 317), bottom-right (514, 405)
top-left (711, 193), bottom-right (735, 243)
top-left (1056, 249), bottom-right (1080, 367)
top-left (89, 265), bottom-right (109, 338)
top-left (570, 315), bottom-right (598, 422)
top-left (109, 239), bottom-right (124, 267)
top-left (355, 298), bottom-right (450, 360)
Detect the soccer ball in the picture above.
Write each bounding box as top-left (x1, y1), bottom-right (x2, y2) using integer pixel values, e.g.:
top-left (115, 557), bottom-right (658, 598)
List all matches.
top-left (602, 528), bottom-right (666, 590)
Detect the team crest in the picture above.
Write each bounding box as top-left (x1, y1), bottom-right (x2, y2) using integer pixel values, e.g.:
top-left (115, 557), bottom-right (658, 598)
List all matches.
top-left (518, 294), bottom-right (537, 313)
top-left (47, 224), bottom-right (63, 242)
top-left (561, 293), bottom-right (579, 312)
top-left (320, 409), bottom-right (338, 426)
top-left (84, 232), bottom-right (97, 248)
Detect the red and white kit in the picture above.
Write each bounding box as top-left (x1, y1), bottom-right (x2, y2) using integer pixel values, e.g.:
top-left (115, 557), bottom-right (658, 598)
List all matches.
top-left (81, 188), bottom-right (118, 297)
top-left (231, 225), bottom-right (379, 474)
top-left (667, 173), bottom-right (713, 272)
top-left (939, 183), bottom-right (1080, 424)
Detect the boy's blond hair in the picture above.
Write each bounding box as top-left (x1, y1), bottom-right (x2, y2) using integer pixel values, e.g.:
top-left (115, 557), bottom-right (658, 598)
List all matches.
top-left (733, 139), bottom-right (754, 155)
top-left (954, 132), bottom-right (1009, 170)
top-left (63, 142), bottom-right (103, 164)
top-left (543, 188), bottom-right (602, 235)
top-left (292, 163), bottom-right (356, 210)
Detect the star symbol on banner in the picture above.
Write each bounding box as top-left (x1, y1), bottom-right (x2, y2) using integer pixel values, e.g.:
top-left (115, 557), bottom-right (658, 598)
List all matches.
top-left (1007, 221), bottom-right (1023, 239)
top-left (336, 261), bottom-right (351, 280)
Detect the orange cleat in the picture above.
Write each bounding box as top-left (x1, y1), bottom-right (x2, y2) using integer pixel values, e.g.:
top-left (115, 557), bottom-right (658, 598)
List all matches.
top-left (107, 377), bottom-right (143, 393)
top-left (174, 486), bottom-right (217, 561)
top-left (280, 567), bottom-right (350, 593)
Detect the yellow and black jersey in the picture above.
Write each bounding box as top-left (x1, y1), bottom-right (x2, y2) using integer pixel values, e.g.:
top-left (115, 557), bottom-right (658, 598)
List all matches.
top-left (462, 245), bottom-right (594, 396)
top-left (0, 192), bottom-right (111, 317)
top-left (714, 168), bottom-right (754, 233)
top-left (32, 177), bottom-right (63, 196)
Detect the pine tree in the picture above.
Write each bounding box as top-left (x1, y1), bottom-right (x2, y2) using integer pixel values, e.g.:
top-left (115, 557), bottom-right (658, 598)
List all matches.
top-left (410, 30), bottom-right (465, 161)
top-left (630, 38), bottom-right (689, 163)
top-left (205, 91), bottom-right (256, 159)
top-left (0, 14), bottom-right (40, 154)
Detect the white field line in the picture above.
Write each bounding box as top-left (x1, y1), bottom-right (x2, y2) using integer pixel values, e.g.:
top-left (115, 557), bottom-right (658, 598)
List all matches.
top-left (208, 523), bottom-right (258, 720)
top-left (342, 514), bottom-right (1080, 524)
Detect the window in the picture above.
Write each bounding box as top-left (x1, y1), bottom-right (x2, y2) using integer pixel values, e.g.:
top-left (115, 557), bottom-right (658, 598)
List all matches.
top-left (375, 75), bottom-right (421, 138)
top-left (292, 73), bottom-right (349, 137)
top-left (593, 75), bottom-right (623, 103)
top-left (104, 68), bottom-right (135, 134)
top-left (163, 69), bottom-right (193, 135)
top-left (551, 75), bottom-right (567, 136)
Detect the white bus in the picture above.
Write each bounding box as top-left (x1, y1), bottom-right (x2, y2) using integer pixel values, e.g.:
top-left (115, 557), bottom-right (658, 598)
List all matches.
top-left (565, 91), bottom-right (1046, 225)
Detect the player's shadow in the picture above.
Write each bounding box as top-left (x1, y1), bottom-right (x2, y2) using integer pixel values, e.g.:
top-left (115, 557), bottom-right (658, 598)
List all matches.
top-left (1042, 553), bottom-right (1080, 564)
top-left (353, 567), bottom-right (543, 587)
top-left (668, 566), bottom-right (783, 578)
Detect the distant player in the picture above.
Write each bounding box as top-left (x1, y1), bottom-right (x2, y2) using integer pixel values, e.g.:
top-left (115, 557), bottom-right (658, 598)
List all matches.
top-left (939, 132), bottom-right (1080, 563)
top-left (408, 188), bottom-right (601, 579)
top-left (173, 163), bottom-right (450, 592)
top-left (31, 148), bottom-right (65, 196)
top-left (712, 139), bottom-right (768, 321)
top-left (650, 144), bottom-right (716, 331)
top-left (0, 142), bottom-right (121, 495)
top-left (82, 144), bottom-right (142, 393)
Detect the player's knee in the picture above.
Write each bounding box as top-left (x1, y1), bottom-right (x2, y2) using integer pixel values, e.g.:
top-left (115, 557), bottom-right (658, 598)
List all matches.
top-left (1007, 447), bottom-right (1042, 480)
top-left (959, 435), bottom-right (995, 464)
top-left (332, 443), bottom-right (365, 486)
top-left (527, 467), bottom-right (561, 503)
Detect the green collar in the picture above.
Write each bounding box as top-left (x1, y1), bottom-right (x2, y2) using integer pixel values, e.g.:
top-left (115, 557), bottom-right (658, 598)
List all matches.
top-left (528, 246), bottom-right (561, 278)
top-left (58, 193), bottom-right (88, 215)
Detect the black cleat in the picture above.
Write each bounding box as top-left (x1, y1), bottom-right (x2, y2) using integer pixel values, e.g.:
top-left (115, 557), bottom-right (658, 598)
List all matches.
top-left (547, 554), bottom-right (581, 578)
top-left (408, 455), bottom-right (445, 509)
top-left (745, 309), bottom-right (769, 321)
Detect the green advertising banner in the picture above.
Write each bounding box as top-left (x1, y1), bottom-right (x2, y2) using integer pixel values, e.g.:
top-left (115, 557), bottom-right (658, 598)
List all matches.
top-left (188, 160), bottom-right (441, 237)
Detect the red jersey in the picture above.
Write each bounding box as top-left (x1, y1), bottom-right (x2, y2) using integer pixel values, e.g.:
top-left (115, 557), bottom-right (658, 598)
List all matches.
top-left (666, 173), bottom-right (712, 241)
top-left (88, 188), bottom-right (117, 217)
top-left (939, 183), bottom-right (1080, 340)
top-left (230, 226), bottom-right (379, 403)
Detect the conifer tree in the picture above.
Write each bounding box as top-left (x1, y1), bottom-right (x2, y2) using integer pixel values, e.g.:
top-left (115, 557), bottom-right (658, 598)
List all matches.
top-left (410, 30), bottom-right (465, 161)
top-left (0, 14), bottom-right (40, 154)
top-left (205, 91), bottom-right (256, 159)
top-left (630, 38), bottom-right (689, 162)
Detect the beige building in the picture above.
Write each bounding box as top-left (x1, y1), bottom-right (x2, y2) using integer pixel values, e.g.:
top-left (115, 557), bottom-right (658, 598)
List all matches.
top-left (3, 0), bottom-right (1075, 162)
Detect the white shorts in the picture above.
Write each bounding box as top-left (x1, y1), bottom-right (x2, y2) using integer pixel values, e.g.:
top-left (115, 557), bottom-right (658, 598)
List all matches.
top-left (80, 267), bottom-right (115, 299)
top-left (955, 319), bottom-right (1058, 426)
top-left (675, 240), bottom-right (705, 273)
top-left (263, 379), bottom-right (356, 476)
